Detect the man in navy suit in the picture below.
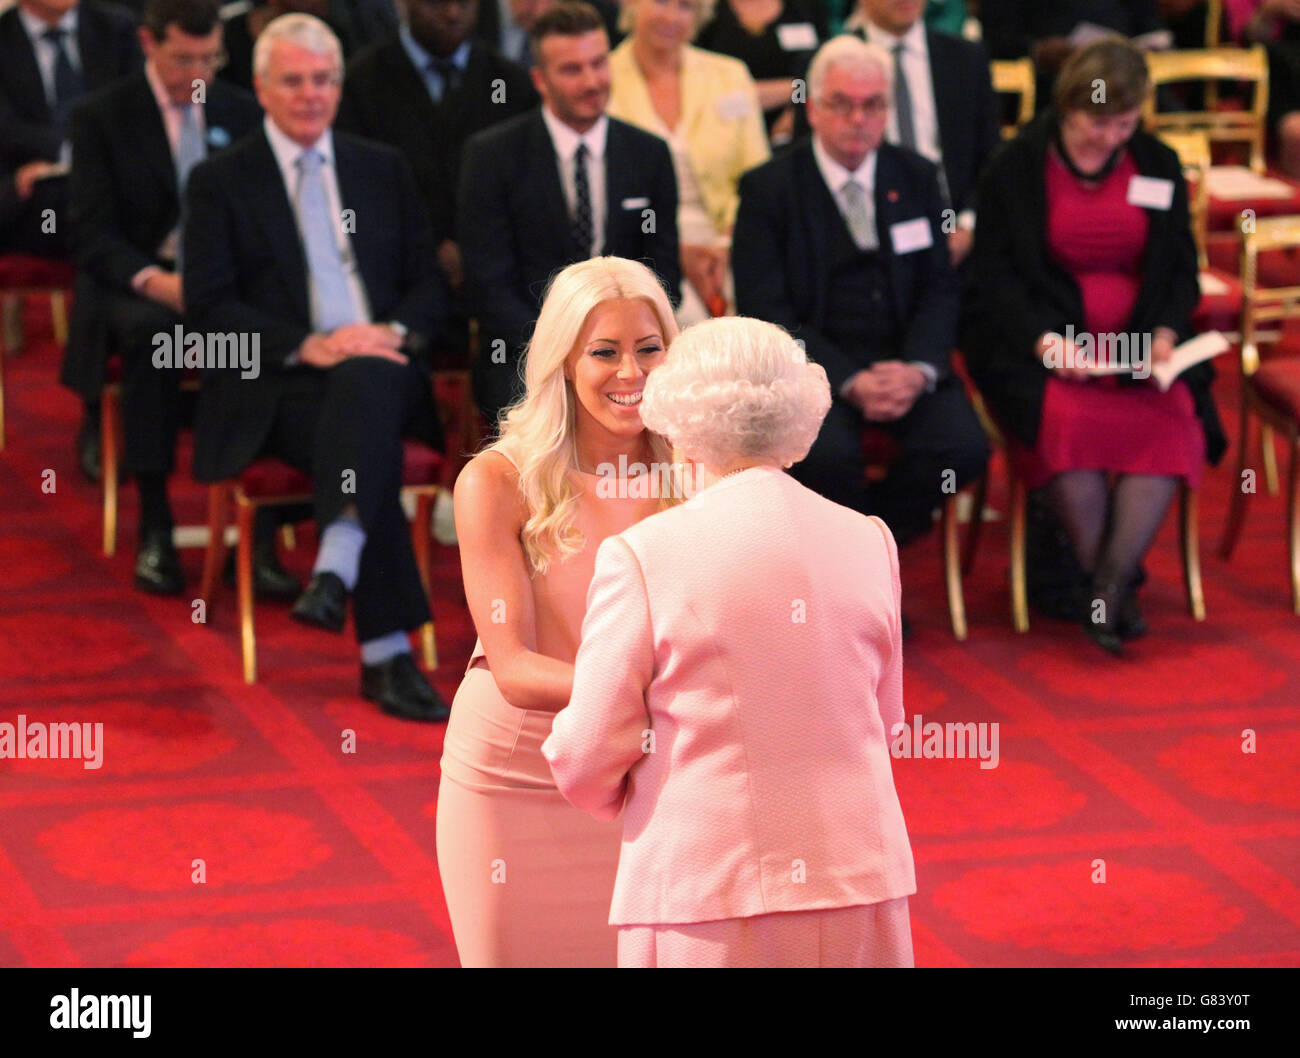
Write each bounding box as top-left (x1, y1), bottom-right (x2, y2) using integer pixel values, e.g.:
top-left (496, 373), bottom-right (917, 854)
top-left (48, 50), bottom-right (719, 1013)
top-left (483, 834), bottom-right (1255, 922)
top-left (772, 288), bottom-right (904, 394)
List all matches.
top-left (0, 0), bottom-right (141, 258)
top-left (733, 34), bottom-right (986, 547)
top-left (848, 0), bottom-right (1000, 268)
top-left (68, 0), bottom-right (266, 596)
top-left (184, 13), bottom-right (449, 721)
top-left (458, 0), bottom-right (679, 428)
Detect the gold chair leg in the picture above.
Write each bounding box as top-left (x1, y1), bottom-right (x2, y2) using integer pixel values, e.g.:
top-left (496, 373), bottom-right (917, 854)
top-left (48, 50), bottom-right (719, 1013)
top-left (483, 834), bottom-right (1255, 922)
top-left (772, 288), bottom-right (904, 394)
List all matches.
top-left (1220, 394), bottom-right (1252, 559)
top-left (1288, 437), bottom-right (1300, 616)
top-left (237, 495), bottom-right (258, 683)
top-left (943, 494), bottom-right (968, 640)
top-left (199, 484), bottom-right (229, 607)
top-left (961, 472), bottom-right (988, 576)
top-left (0, 294), bottom-right (20, 356)
top-left (412, 488), bottom-right (439, 670)
top-left (1263, 423), bottom-right (1281, 497)
top-left (101, 386), bottom-right (119, 557)
top-left (280, 524), bottom-right (297, 551)
top-left (50, 290), bottom-right (68, 347)
top-left (1009, 474), bottom-right (1029, 633)
top-left (1181, 484), bottom-right (1206, 621)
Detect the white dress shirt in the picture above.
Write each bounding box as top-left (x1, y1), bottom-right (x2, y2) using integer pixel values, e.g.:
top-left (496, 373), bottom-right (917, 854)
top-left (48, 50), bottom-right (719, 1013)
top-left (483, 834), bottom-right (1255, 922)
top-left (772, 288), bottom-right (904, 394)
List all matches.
top-left (541, 105), bottom-right (607, 258)
top-left (263, 115), bottom-right (372, 330)
top-left (812, 137), bottom-right (938, 396)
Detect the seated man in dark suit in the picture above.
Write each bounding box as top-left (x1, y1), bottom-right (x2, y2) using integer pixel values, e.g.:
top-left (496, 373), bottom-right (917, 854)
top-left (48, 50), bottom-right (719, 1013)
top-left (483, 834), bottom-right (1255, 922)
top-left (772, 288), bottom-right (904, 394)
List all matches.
top-left (0, 0), bottom-right (141, 259)
top-left (458, 0), bottom-right (679, 427)
top-left (733, 34), bottom-right (987, 548)
top-left (67, 0), bottom-right (268, 596)
top-left (1, 0), bottom-right (142, 482)
top-left (184, 13), bottom-right (450, 721)
top-left (337, 0), bottom-right (538, 357)
top-left (848, 0), bottom-right (1000, 268)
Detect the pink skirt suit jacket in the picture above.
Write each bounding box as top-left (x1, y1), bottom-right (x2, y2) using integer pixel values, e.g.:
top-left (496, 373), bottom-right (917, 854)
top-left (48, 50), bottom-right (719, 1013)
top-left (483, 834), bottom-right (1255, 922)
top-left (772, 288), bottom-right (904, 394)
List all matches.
top-left (542, 465), bottom-right (917, 967)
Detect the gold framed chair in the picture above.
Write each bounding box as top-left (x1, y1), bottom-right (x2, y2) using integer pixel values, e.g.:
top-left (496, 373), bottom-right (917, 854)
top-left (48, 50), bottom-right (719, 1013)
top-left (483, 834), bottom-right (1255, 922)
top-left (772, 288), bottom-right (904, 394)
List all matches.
top-left (1219, 214), bottom-right (1300, 613)
top-left (198, 446), bottom-right (445, 683)
top-left (1144, 46), bottom-right (1270, 172)
top-left (990, 58), bottom-right (1036, 140)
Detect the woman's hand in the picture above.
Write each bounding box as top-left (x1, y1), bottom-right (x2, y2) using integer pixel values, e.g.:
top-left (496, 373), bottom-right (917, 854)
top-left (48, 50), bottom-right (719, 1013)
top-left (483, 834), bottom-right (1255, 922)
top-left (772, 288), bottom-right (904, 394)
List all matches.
top-left (682, 243), bottom-right (724, 306)
top-left (1150, 327), bottom-right (1178, 365)
top-left (1037, 331), bottom-right (1093, 382)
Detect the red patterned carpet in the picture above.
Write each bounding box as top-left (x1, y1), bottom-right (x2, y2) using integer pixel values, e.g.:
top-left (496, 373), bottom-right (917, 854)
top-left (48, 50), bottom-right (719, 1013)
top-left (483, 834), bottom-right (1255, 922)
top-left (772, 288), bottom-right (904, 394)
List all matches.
top-left (1, 299), bottom-right (1298, 968)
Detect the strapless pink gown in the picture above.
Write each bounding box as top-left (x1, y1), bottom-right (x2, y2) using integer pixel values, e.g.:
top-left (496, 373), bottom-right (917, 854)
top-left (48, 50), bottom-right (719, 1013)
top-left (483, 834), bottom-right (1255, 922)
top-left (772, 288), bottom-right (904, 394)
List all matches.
top-left (435, 463), bottom-right (661, 967)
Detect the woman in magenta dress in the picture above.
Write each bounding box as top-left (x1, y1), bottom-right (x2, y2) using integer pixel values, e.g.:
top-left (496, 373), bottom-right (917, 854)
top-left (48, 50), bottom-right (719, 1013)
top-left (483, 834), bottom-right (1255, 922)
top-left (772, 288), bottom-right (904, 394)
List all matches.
top-left (962, 38), bottom-right (1227, 653)
top-left (436, 257), bottom-right (681, 966)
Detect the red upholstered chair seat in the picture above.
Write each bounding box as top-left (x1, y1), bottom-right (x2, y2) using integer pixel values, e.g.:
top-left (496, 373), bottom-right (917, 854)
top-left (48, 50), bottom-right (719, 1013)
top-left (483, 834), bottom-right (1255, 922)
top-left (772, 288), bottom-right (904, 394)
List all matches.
top-left (1193, 268), bottom-right (1243, 332)
top-left (0, 254), bottom-right (75, 288)
top-left (1252, 359), bottom-right (1300, 421)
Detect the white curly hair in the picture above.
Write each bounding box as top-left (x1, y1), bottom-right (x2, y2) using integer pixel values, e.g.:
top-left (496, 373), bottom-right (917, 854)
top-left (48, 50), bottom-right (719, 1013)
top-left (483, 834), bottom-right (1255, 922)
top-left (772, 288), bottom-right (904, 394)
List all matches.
top-left (640, 316), bottom-right (831, 470)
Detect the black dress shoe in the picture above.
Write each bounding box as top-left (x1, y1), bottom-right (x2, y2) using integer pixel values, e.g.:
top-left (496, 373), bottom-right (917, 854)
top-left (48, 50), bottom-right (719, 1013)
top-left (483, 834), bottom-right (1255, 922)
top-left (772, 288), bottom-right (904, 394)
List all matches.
top-left (134, 531), bottom-right (184, 595)
top-left (1083, 581), bottom-right (1124, 656)
top-left (76, 414), bottom-right (101, 484)
top-left (223, 549), bottom-right (302, 601)
top-left (1116, 591), bottom-right (1148, 641)
top-left (290, 571), bottom-right (347, 633)
top-left (361, 652), bottom-right (451, 722)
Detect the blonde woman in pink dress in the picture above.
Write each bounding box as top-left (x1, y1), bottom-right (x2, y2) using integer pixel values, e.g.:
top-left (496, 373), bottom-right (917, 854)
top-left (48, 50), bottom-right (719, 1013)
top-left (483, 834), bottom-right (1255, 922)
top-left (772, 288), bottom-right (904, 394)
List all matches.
top-left (435, 257), bottom-right (682, 967)
top-left (544, 315), bottom-right (916, 967)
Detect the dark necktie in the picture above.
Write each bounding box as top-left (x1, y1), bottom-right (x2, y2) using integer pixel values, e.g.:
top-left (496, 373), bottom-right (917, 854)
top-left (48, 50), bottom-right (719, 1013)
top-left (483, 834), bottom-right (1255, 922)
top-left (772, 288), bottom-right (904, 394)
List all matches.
top-left (43, 27), bottom-right (84, 126)
top-left (429, 57), bottom-right (460, 100)
top-left (571, 142), bottom-right (593, 258)
top-left (892, 42), bottom-right (916, 151)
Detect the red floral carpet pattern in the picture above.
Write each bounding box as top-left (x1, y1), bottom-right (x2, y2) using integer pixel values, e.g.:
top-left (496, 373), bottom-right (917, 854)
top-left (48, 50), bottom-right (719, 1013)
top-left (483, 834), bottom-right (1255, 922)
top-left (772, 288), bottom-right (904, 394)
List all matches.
top-left (1, 303), bottom-right (1298, 966)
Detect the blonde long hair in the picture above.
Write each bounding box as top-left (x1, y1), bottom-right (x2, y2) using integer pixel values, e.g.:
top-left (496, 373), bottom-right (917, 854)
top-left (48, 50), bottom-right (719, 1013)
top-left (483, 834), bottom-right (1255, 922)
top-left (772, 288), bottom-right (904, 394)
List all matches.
top-left (490, 257), bottom-right (681, 574)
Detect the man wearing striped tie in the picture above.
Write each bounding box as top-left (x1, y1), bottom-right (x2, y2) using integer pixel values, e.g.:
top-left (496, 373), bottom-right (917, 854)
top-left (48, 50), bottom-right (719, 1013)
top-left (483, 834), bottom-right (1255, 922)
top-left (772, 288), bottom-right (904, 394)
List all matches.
top-left (67, 0), bottom-right (263, 595)
top-left (183, 13), bottom-right (451, 722)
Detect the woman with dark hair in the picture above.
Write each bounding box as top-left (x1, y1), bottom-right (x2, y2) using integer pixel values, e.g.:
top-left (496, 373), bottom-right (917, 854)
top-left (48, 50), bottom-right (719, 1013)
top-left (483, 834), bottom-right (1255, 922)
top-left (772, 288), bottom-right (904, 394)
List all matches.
top-left (962, 37), bottom-right (1226, 654)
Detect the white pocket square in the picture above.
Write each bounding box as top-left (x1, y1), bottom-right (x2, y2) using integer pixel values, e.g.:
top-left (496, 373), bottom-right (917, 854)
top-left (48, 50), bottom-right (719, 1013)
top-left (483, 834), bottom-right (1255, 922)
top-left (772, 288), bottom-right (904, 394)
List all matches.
top-left (621, 197), bottom-right (651, 209)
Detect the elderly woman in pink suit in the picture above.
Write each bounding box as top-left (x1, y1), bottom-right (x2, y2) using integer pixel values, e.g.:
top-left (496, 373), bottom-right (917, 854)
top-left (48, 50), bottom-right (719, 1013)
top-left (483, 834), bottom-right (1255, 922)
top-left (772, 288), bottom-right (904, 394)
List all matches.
top-left (542, 315), bottom-right (916, 968)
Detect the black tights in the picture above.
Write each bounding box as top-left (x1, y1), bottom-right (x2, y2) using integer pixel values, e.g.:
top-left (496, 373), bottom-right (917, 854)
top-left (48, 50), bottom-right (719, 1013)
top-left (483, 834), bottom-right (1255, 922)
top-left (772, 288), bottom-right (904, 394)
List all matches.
top-left (1046, 471), bottom-right (1178, 592)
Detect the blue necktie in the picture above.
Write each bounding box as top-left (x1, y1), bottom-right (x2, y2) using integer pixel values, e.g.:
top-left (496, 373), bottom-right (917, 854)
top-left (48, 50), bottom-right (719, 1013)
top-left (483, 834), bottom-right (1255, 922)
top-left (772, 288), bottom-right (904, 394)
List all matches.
top-left (172, 104), bottom-right (206, 270)
top-left (294, 149), bottom-right (363, 333)
top-left (43, 27), bottom-right (84, 127)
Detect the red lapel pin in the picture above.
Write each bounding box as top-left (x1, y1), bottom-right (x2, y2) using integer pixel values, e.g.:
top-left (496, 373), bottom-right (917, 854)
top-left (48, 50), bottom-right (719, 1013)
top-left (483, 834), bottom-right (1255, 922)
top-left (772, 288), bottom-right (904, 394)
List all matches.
top-left (887, 189), bottom-right (899, 203)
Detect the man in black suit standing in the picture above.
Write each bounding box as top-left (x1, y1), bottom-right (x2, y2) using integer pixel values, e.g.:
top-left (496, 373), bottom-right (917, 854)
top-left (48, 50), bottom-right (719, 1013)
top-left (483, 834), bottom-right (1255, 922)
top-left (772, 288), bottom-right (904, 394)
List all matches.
top-left (458, 0), bottom-right (679, 427)
top-left (184, 13), bottom-right (450, 721)
top-left (733, 34), bottom-right (986, 548)
top-left (337, 0), bottom-right (537, 354)
top-left (848, 0), bottom-right (1000, 268)
top-left (67, 0), bottom-right (268, 596)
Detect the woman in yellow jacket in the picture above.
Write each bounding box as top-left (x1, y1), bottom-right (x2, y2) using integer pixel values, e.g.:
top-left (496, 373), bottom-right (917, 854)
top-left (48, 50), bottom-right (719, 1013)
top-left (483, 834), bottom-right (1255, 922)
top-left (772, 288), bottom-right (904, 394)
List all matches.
top-left (608, 0), bottom-right (770, 324)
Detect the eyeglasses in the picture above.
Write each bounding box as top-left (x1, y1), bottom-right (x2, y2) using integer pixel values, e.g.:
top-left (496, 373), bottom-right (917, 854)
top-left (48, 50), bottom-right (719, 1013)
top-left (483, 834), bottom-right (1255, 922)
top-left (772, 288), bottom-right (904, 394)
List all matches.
top-left (818, 94), bottom-right (890, 119)
top-left (267, 71), bottom-right (343, 91)
top-left (165, 49), bottom-right (228, 72)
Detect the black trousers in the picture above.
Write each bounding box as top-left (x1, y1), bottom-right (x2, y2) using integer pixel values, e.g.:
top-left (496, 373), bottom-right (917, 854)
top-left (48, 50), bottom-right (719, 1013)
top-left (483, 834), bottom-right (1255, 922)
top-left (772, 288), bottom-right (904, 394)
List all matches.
top-left (0, 176), bottom-right (71, 259)
top-left (260, 356), bottom-right (440, 643)
top-left (790, 376), bottom-right (990, 546)
top-left (471, 340), bottom-right (524, 435)
top-left (107, 290), bottom-right (184, 477)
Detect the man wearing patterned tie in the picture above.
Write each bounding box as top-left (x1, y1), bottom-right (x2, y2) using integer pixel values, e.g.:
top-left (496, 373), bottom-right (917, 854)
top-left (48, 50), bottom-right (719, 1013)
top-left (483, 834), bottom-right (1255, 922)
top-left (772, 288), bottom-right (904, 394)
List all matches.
top-left (67, 0), bottom-right (264, 595)
top-left (732, 34), bottom-right (986, 550)
top-left (184, 13), bottom-right (451, 722)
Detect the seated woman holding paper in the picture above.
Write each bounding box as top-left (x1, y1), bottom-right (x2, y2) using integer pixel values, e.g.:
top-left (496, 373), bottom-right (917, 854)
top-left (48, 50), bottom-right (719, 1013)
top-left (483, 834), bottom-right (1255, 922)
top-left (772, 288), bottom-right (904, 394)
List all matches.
top-left (961, 37), bottom-right (1226, 654)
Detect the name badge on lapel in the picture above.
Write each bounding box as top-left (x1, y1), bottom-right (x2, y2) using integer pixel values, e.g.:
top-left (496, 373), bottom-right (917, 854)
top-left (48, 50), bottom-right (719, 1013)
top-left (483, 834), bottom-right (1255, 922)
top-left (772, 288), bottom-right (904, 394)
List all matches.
top-left (621, 197), bottom-right (650, 210)
top-left (890, 217), bottom-right (933, 255)
top-left (776, 22), bottom-right (818, 51)
top-left (1126, 175), bottom-right (1174, 211)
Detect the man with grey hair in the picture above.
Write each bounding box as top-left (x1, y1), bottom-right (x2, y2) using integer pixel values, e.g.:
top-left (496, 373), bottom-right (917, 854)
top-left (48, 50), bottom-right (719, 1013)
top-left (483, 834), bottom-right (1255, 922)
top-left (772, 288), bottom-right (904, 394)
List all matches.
top-left (184, 13), bottom-right (451, 721)
top-left (733, 33), bottom-right (987, 556)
